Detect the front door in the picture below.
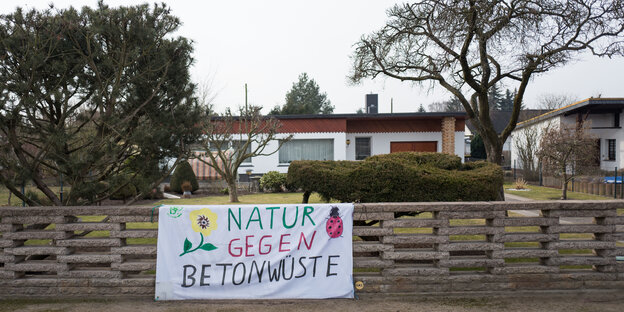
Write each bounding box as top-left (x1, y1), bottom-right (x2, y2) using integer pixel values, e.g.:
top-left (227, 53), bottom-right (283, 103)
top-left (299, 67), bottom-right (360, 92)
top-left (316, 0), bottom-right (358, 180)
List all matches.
top-left (390, 141), bottom-right (437, 153)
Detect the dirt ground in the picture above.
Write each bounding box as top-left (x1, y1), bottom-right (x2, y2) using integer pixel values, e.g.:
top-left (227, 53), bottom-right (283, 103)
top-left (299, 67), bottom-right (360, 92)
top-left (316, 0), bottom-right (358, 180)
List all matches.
top-left (1, 291), bottom-right (623, 312)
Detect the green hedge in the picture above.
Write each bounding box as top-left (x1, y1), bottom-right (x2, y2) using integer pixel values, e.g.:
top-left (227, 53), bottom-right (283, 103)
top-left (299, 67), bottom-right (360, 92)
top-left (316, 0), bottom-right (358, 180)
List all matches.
top-left (287, 152), bottom-right (502, 202)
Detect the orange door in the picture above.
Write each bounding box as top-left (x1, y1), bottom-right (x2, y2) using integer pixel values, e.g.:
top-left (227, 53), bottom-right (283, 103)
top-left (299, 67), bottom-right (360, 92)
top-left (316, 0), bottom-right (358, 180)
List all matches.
top-left (390, 141), bottom-right (437, 153)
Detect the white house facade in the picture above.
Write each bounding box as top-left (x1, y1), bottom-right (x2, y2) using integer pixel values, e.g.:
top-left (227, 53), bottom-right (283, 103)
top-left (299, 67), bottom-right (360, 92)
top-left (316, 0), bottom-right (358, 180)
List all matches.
top-left (189, 113), bottom-right (466, 180)
top-left (510, 98), bottom-right (624, 172)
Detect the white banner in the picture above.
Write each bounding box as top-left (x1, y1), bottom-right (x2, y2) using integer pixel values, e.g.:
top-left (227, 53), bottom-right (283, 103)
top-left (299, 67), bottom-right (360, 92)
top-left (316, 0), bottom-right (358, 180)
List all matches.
top-left (155, 204), bottom-right (354, 300)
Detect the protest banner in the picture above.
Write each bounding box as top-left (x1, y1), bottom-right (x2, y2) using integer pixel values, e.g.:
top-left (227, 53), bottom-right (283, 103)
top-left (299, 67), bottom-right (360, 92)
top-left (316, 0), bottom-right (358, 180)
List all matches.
top-left (155, 203), bottom-right (354, 300)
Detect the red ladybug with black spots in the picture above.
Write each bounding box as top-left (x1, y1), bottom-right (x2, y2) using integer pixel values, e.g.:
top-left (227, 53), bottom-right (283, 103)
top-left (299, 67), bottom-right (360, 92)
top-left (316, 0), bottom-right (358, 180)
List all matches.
top-left (326, 206), bottom-right (343, 238)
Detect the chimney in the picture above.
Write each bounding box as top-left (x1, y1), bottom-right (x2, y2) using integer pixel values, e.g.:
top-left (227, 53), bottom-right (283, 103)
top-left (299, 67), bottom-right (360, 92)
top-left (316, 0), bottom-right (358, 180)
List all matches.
top-left (366, 94), bottom-right (378, 114)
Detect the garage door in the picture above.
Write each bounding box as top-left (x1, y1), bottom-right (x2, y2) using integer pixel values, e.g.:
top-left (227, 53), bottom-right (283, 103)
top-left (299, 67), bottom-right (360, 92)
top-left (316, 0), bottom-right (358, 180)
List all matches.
top-left (390, 141), bottom-right (437, 153)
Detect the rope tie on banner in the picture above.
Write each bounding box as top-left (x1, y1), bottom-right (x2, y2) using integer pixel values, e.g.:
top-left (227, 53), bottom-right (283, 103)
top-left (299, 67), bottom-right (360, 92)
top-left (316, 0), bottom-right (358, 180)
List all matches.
top-left (151, 204), bottom-right (163, 223)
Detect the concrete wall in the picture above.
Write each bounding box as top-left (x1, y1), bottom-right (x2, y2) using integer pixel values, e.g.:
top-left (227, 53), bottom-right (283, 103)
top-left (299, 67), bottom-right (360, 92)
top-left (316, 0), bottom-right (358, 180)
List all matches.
top-left (0, 202), bottom-right (622, 297)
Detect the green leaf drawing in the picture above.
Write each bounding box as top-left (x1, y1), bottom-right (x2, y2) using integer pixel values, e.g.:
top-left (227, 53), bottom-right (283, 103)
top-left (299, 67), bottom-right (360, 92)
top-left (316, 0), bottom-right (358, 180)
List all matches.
top-left (199, 243), bottom-right (217, 251)
top-left (183, 238), bottom-right (192, 252)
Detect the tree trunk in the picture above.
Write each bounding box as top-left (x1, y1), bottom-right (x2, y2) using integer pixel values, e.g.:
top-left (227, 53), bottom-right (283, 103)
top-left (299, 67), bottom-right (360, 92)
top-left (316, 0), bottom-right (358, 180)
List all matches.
top-left (302, 191), bottom-right (311, 204)
top-left (482, 135), bottom-right (505, 200)
top-left (484, 138), bottom-right (503, 165)
top-left (561, 172), bottom-right (568, 200)
top-left (228, 179), bottom-right (239, 202)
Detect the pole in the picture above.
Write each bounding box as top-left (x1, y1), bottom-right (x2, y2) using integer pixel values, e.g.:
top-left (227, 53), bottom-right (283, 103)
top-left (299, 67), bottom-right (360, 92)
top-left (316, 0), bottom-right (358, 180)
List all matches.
top-left (391, 98), bottom-right (393, 113)
top-left (621, 169), bottom-right (624, 199)
top-left (614, 167), bottom-right (618, 199)
top-left (513, 160), bottom-right (516, 180)
top-left (244, 83), bottom-right (248, 112)
top-left (60, 173), bottom-right (64, 204)
top-left (539, 162), bottom-right (543, 186)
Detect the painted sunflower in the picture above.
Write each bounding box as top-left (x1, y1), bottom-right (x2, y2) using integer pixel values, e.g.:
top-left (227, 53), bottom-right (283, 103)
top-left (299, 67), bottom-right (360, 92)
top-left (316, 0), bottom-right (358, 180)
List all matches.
top-left (189, 208), bottom-right (218, 236)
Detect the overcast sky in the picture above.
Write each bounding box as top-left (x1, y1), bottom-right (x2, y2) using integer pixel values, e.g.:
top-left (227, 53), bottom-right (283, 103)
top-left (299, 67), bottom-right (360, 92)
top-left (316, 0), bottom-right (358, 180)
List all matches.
top-left (2, 0), bottom-right (624, 114)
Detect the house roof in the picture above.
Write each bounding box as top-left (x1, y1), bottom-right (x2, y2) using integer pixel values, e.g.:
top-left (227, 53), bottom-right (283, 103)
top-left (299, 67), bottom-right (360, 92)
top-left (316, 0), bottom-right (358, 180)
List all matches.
top-left (274, 112), bottom-right (466, 133)
top-left (465, 109), bottom-right (551, 134)
top-left (270, 111), bottom-right (466, 120)
top-left (216, 112), bottom-right (467, 134)
top-left (515, 98), bottom-right (624, 129)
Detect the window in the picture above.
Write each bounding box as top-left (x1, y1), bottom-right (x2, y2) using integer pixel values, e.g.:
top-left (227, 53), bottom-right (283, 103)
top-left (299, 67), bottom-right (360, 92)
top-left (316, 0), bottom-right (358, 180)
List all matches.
top-left (608, 139), bottom-right (616, 161)
top-left (355, 137), bottom-right (371, 160)
top-left (279, 139), bottom-right (334, 163)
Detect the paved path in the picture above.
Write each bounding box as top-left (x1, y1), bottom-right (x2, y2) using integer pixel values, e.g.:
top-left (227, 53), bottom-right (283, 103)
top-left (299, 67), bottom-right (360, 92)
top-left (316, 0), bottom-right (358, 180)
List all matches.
top-left (162, 192), bottom-right (180, 199)
top-left (2, 292), bottom-right (624, 312)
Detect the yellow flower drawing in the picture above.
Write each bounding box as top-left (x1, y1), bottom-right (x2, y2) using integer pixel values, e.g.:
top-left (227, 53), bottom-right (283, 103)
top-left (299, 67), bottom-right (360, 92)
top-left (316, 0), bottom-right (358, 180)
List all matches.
top-left (189, 208), bottom-right (218, 236)
top-left (180, 208), bottom-right (218, 257)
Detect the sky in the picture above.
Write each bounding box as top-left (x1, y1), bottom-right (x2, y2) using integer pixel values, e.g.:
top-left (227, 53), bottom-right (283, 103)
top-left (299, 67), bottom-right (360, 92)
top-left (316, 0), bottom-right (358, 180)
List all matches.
top-left (2, 0), bottom-right (624, 114)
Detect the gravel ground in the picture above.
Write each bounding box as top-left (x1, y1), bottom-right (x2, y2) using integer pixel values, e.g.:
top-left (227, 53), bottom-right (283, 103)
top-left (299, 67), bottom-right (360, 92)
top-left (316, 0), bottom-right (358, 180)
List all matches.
top-left (1, 291), bottom-right (623, 312)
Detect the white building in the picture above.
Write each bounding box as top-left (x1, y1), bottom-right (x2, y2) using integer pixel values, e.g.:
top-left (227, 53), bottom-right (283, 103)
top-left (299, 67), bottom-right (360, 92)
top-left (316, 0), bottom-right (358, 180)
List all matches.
top-left (510, 98), bottom-right (624, 171)
top-left (190, 112), bottom-right (467, 181)
top-left (464, 109), bottom-right (550, 167)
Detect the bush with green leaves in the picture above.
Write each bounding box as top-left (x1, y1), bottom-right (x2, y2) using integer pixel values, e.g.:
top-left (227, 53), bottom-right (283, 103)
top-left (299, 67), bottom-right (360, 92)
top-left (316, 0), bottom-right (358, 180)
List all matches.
top-left (287, 152), bottom-right (502, 202)
top-left (259, 171), bottom-right (287, 192)
top-left (170, 161), bottom-right (199, 194)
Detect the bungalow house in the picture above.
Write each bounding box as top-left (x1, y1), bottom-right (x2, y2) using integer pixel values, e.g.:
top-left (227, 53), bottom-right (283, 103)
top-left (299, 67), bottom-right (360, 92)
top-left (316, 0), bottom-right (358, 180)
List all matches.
top-left (510, 98), bottom-right (624, 171)
top-left (189, 112), bottom-right (466, 181)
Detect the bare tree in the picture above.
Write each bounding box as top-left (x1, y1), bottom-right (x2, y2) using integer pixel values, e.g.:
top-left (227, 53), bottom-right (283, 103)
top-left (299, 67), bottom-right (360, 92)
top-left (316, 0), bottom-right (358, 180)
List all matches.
top-left (350, 1), bottom-right (624, 169)
top-left (537, 122), bottom-right (597, 199)
top-left (536, 93), bottom-right (579, 111)
top-left (198, 106), bottom-right (292, 202)
top-left (427, 97), bottom-right (464, 112)
top-left (513, 126), bottom-right (542, 181)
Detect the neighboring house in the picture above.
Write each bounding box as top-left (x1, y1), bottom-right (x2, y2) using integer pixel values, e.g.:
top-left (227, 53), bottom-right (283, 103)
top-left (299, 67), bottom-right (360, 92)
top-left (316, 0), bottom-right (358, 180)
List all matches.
top-left (465, 109), bottom-right (550, 166)
top-left (510, 98), bottom-right (624, 171)
top-left (190, 112), bottom-right (466, 181)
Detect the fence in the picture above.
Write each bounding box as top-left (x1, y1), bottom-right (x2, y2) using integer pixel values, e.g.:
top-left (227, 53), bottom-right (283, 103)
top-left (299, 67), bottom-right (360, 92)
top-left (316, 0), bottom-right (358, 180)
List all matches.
top-left (509, 165), bottom-right (624, 198)
top-left (0, 202), bottom-right (623, 297)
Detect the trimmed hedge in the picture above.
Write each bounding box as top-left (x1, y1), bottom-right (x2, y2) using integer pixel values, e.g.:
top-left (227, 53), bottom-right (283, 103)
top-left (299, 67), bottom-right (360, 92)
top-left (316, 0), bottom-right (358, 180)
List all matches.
top-left (170, 161), bottom-right (199, 194)
top-left (287, 152), bottom-right (502, 202)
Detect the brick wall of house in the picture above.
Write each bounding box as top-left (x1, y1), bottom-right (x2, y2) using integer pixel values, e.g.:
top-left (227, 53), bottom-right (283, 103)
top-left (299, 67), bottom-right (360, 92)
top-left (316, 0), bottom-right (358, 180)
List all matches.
top-left (441, 116), bottom-right (456, 154)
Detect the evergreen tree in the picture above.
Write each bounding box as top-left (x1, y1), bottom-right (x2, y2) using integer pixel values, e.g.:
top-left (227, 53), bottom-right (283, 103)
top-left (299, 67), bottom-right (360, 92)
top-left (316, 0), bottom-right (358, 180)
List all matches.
top-left (270, 73), bottom-right (333, 115)
top-left (470, 134), bottom-right (487, 159)
top-left (488, 84), bottom-right (503, 110)
top-left (170, 161), bottom-right (199, 194)
top-left (417, 104), bottom-right (426, 112)
top-left (0, 3), bottom-right (203, 205)
top-left (499, 89), bottom-right (515, 111)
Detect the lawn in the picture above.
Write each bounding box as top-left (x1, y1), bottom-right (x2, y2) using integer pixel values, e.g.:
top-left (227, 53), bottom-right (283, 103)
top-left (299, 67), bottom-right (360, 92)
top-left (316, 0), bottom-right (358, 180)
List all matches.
top-left (0, 185), bottom-right (67, 206)
top-left (504, 183), bottom-right (614, 200)
top-left (157, 192), bottom-right (330, 205)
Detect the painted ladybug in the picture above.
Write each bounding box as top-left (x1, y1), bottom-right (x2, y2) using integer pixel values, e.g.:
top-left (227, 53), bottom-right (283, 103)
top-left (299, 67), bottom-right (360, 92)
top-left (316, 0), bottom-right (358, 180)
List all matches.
top-left (326, 206), bottom-right (343, 238)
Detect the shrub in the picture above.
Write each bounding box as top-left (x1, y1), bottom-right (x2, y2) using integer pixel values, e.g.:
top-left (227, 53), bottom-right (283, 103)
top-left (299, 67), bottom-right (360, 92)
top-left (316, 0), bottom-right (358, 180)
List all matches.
top-left (513, 178), bottom-right (527, 190)
top-left (259, 171), bottom-right (287, 192)
top-left (287, 152), bottom-right (502, 202)
top-left (181, 181), bottom-right (192, 192)
top-left (109, 183), bottom-right (137, 201)
top-left (170, 161), bottom-right (199, 194)
top-left (25, 190), bottom-right (53, 206)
